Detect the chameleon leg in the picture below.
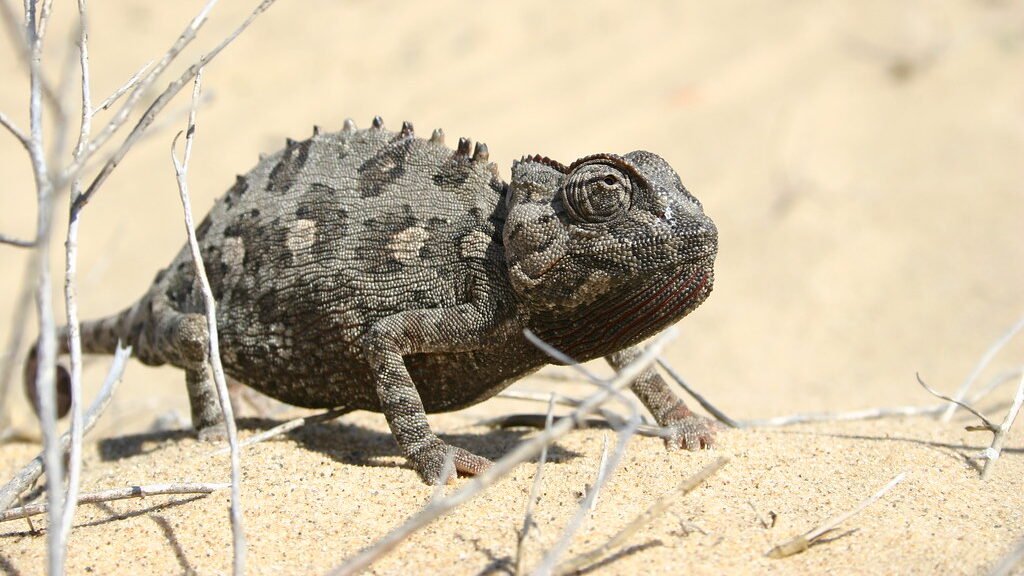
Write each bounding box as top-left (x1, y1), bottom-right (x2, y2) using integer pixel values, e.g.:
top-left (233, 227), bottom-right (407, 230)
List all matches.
top-left (147, 308), bottom-right (226, 439)
top-left (363, 304), bottom-right (497, 484)
top-left (606, 346), bottom-right (716, 450)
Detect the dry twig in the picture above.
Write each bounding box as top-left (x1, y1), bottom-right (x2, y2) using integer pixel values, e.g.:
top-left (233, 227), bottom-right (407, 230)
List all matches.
top-left (209, 406), bottom-right (351, 456)
top-left (0, 344), bottom-right (130, 513)
top-left (767, 471), bottom-right (906, 558)
top-left (1, 482), bottom-right (229, 523)
top-left (989, 535), bottom-right (1024, 576)
top-left (171, 68), bottom-right (246, 576)
top-left (325, 329), bottom-right (676, 576)
top-left (514, 395), bottom-right (555, 576)
top-left (942, 314), bottom-right (1024, 422)
top-left (554, 457), bottom-right (729, 575)
top-left (58, 0), bottom-right (94, 547)
top-left (657, 357), bottom-right (740, 428)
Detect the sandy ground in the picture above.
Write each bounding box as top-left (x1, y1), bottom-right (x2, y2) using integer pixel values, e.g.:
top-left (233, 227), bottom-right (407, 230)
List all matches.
top-left (2, 1), bottom-right (1023, 574)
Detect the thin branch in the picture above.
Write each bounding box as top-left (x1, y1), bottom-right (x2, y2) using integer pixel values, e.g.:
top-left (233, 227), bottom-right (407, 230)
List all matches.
top-left (0, 256), bottom-right (36, 436)
top-left (0, 232), bottom-right (35, 248)
top-left (767, 471), bottom-right (907, 558)
top-left (980, 368), bottom-right (1024, 480)
top-left (554, 457), bottom-right (729, 575)
top-left (71, 0), bottom-right (221, 172)
top-left (209, 406), bottom-right (351, 456)
top-left (0, 0), bottom-right (61, 111)
top-left (59, 0), bottom-right (94, 545)
top-left (942, 314), bottom-right (1024, 422)
top-left (92, 59), bottom-right (153, 115)
top-left (0, 110), bottom-right (30, 149)
top-left (741, 404), bottom-right (951, 428)
top-left (917, 373), bottom-right (996, 431)
top-left (990, 535), bottom-right (1024, 576)
top-left (0, 344), bottom-right (130, 513)
top-left (1, 482), bottom-right (229, 523)
top-left (522, 330), bottom-right (602, 383)
top-left (171, 68), bottom-right (246, 576)
top-left (515, 395), bottom-right (555, 576)
top-left (657, 357), bottom-right (740, 428)
top-left (21, 0), bottom-right (66, 570)
top-left (496, 389), bottom-right (633, 428)
top-left (326, 329), bottom-right (676, 576)
top-left (69, 0), bottom-right (278, 201)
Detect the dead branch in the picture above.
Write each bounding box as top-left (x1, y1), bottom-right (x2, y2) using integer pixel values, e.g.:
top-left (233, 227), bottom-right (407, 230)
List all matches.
top-left (171, 68), bottom-right (246, 576)
top-left (209, 406), bottom-right (352, 456)
top-left (92, 59), bottom-right (153, 115)
top-left (1, 482), bottom-right (230, 523)
top-left (554, 457), bottom-right (729, 575)
top-left (657, 357), bottom-right (740, 428)
top-left (981, 369), bottom-right (1024, 480)
top-left (325, 329), bottom-right (676, 576)
top-left (0, 344), bottom-right (130, 513)
top-left (989, 535), bottom-right (1024, 576)
top-left (767, 471), bottom-right (906, 558)
top-left (515, 395), bottom-right (555, 576)
top-left (59, 0), bottom-right (94, 546)
top-left (0, 110), bottom-right (30, 150)
top-left (0, 232), bottom-right (35, 248)
top-left (942, 314), bottom-right (1024, 422)
top-left (72, 0), bottom-right (279, 208)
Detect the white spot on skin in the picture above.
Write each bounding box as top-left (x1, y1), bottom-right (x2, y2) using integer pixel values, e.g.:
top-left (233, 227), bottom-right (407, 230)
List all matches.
top-left (459, 230), bottom-right (491, 260)
top-left (286, 219), bottom-right (317, 253)
top-left (223, 237), bottom-right (245, 270)
top-left (388, 226), bottom-right (429, 262)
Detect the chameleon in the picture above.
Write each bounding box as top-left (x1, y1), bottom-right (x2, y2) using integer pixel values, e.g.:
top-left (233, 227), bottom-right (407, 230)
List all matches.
top-left (27, 116), bottom-right (719, 484)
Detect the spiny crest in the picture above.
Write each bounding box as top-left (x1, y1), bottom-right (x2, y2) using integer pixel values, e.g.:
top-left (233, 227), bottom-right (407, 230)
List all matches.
top-left (516, 154), bottom-right (569, 172)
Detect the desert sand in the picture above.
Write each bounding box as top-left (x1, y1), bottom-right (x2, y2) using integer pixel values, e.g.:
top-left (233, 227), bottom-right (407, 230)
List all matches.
top-left (1, 1), bottom-right (1023, 574)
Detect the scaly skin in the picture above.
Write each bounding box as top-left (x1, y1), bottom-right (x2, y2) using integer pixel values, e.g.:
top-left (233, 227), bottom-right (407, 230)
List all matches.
top-left (29, 117), bottom-right (718, 484)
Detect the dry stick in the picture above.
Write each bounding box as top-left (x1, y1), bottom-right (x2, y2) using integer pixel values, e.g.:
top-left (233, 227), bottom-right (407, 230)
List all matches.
top-left (0, 260), bottom-right (36, 436)
top-left (980, 369), bottom-right (1024, 480)
top-left (0, 232), bottom-right (35, 247)
top-left (989, 535), bottom-right (1024, 576)
top-left (916, 373), bottom-right (996, 431)
top-left (657, 357), bottom-right (740, 428)
top-left (209, 406), bottom-right (351, 456)
top-left (0, 110), bottom-right (30, 149)
top-left (942, 313), bottom-right (1024, 422)
top-left (767, 471), bottom-right (907, 559)
top-left (1, 482), bottom-right (230, 523)
top-left (515, 395), bottom-right (556, 576)
top-left (534, 425), bottom-right (637, 576)
top-left (325, 329), bottom-right (677, 576)
top-left (534, 390), bottom-right (643, 576)
top-left (69, 0), bottom-right (278, 202)
top-left (59, 0), bottom-right (93, 547)
top-left (0, 345), bottom-right (130, 513)
top-left (171, 68), bottom-right (246, 576)
top-left (92, 59), bottom-right (153, 114)
top-left (20, 0), bottom-right (65, 571)
top-left (554, 457), bottom-right (729, 575)
top-left (0, 0), bottom-right (60, 112)
top-left (69, 0), bottom-right (220, 174)
top-left (498, 389), bottom-right (634, 427)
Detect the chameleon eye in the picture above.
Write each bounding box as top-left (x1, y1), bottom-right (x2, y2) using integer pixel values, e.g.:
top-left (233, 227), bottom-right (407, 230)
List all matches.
top-left (562, 163), bottom-right (631, 223)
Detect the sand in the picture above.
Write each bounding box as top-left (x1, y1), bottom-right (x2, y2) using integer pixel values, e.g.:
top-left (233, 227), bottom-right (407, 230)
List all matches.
top-left (1, 1), bottom-right (1023, 574)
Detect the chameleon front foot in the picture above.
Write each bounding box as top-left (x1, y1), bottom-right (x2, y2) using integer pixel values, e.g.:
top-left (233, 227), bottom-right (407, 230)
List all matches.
top-left (661, 406), bottom-right (718, 451)
top-left (409, 439), bottom-right (494, 485)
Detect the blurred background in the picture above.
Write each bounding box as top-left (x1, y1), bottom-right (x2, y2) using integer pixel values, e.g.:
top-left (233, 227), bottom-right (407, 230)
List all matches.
top-left (1, 0), bottom-right (1022, 435)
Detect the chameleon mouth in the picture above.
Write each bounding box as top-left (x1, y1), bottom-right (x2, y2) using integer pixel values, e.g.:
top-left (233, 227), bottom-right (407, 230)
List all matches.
top-left (550, 266), bottom-right (711, 359)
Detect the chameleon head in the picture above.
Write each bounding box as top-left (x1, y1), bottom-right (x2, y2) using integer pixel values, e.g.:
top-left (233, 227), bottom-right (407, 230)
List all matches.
top-left (503, 151), bottom-right (717, 316)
